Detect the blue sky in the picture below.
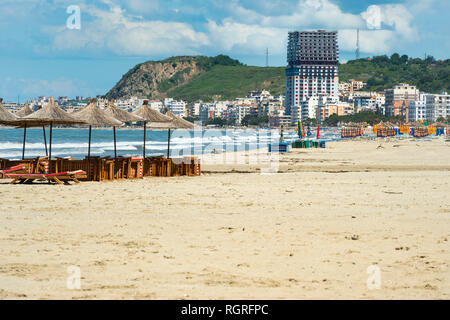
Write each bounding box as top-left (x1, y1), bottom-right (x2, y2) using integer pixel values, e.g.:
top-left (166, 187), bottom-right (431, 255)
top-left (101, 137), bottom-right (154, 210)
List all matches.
top-left (0, 0), bottom-right (448, 101)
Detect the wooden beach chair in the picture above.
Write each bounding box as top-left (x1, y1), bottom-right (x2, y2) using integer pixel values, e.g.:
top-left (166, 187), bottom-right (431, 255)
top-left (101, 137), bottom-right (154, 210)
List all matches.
top-left (5, 170), bottom-right (87, 185)
top-left (0, 164), bottom-right (28, 178)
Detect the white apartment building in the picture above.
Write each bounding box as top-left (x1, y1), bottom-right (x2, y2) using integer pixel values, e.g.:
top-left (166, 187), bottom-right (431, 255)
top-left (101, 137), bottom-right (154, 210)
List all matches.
top-left (285, 30), bottom-right (339, 116)
top-left (187, 102), bottom-right (201, 117)
top-left (199, 103), bottom-right (215, 124)
top-left (425, 93), bottom-right (450, 122)
top-left (233, 104), bottom-right (251, 125)
top-left (148, 100), bottom-right (164, 112)
top-left (164, 98), bottom-right (186, 118)
top-left (213, 101), bottom-right (231, 118)
top-left (408, 93), bottom-right (426, 122)
top-left (260, 99), bottom-right (284, 117)
top-left (385, 83), bottom-right (420, 117)
top-left (291, 95), bottom-right (331, 124)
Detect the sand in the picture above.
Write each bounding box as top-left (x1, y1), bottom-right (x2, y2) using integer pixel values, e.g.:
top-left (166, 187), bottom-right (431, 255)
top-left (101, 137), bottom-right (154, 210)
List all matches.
top-left (0, 137), bottom-right (449, 299)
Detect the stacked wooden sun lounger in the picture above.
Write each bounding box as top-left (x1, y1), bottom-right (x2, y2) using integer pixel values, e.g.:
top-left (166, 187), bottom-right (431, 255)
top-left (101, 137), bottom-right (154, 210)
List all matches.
top-left (6, 170), bottom-right (87, 185)
top-left (1, 157), bottom-right (49, 175)
top-left (47, 157), bottom-right (144, 182)
top-left (0, 164), bottom-right (27, 178)
top-left (143, 156), bottom-right (200, 177)
top-left (1, 156), bottom-right (200, 182)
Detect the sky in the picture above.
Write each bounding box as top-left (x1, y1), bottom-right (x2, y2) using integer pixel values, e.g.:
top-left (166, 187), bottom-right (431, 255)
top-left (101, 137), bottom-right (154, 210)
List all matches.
top-left (0, 0), bottom-right (448, 101)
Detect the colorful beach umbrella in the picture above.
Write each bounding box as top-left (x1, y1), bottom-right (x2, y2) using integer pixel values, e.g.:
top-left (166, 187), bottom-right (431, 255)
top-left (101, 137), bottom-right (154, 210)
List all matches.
top-left (298, 121), bottom-right (303, 139)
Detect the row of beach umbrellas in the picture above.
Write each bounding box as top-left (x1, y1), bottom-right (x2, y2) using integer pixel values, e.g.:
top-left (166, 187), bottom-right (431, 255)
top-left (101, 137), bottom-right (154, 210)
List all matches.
top-left (0, 97), bottom-right (194, 161)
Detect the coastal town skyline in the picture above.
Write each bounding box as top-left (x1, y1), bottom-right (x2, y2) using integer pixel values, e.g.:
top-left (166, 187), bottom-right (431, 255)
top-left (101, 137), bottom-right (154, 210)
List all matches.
top-left (0, 0), bottom-right (449, 101)
top-left (1, 0), bottom-right (449, 304)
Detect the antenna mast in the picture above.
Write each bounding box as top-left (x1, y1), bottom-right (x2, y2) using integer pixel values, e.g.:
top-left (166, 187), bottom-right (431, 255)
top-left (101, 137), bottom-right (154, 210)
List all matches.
top-left (266, 48), bottom-right (269, 67)
top-left (355, 28), bottom-right (360, 59)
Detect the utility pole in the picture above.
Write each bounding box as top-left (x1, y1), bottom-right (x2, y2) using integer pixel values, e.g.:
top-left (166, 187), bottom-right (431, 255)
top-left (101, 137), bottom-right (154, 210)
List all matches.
top-left (355, 28), bottom-right (360, 59)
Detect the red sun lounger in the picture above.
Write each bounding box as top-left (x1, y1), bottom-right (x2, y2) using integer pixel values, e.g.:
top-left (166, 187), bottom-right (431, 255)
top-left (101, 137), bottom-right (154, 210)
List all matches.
top-left (5, 170), bottom-right (87, 185)
top-left (0, 164), bottom-right (27, 178)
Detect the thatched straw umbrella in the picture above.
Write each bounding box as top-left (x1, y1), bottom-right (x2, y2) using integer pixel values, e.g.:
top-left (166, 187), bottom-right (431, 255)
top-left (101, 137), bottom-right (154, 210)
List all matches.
top-left (164, 108), bottom-right (195, 129)
top-left (0, 98), bottom-right (17, 124)
top-left (132, 100), bottom-right (173, 158)
top-left (14, 97), bottom-right (85, 161)
top-left (383, 121), bottom-right (395, 129)
top-left (14, 103), bottom-right (51, 157)
top-left (104, 101), bottom-right (143, 123)
top-left (72, 99), bottom-right (123, 158)
top-left (105, 101), bottom-right (143, 158)
top-left (162, 107), bottom-right (195, 158)
top-left (16, 103), bottom-right (33, 117)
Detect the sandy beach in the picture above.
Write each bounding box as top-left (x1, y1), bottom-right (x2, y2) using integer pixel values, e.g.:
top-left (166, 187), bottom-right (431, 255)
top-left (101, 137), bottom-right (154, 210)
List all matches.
top-left (0, 137), bottom-right (449, 299)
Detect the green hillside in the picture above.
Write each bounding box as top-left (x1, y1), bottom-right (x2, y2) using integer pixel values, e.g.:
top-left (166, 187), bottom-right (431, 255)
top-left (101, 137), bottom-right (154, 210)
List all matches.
top-left (339, 54), bottom-right (450, 93)
top-left (106, 54), bottom-right (449, 102)
top-left (170, 66), bottom-right (285, 102)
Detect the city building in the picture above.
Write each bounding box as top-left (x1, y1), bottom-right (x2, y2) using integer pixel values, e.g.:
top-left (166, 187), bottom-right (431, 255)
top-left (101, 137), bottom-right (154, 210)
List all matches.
top-left (317, 102), bottom-right (354, 122)
top-left (187, 102), bottom-right (202, 117)
top-left (164, 98), bottom-right (186, 118)
top-left (425, 93), bottom-right (450, 122)
top-left (269, 115), bottom-right (291, 128)
top-left (408, 93), bottom-right (426, 122)
top-left (58, 96), bottom-right (69, 104)
top-left (233, 104), bottom-right (251, 125)
top-left (285, 30), bottom-right (339, 121)
top-left (199, 103), bottom-right (216, 124)
top-left (352, 92), bottom-right (385, 113)
top-left (339, 80), bottom-right (366, 94)
top-left (149, 100), bottom-right (164, 112)
top-left (384, 84), bottom-right (420, 120)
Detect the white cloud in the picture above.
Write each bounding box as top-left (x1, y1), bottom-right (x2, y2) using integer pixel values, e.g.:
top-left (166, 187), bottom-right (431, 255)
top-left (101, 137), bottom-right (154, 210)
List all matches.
top-left (41, 0), bottom-right (419, 58)
top-left (206, 20), bottom-right (287, 54)
top-left (123, 0), bottom-right (160, 13)
top-left (361, 5), bottom-right (382, 29)
top-left (49, 1), bottom-right (210, 56)
top-left (215, 0), bottom-right (417, 55)
top-left (226, 0), bottom-right (365, 29)
top-left (0, 77), bottom-right (88, 98)
top-left (339, 29), bottom-right (394, 54)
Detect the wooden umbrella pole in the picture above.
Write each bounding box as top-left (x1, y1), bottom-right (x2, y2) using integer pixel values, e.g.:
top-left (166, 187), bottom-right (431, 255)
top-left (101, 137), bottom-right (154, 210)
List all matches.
top-left (49, 122), bottom-right (53, 161)
top-left (43, 126), bottom-right (48, 157)
top-left (143, 121), bottom-right (147, 159)
top-left (88, 125), bottom-right (92, 158)
top-left (113, 126), bottom-right (117, 159)
top-left (167, 128), bottom-right (171, 158)
top-left (22, 123), bottom-right (27, 160)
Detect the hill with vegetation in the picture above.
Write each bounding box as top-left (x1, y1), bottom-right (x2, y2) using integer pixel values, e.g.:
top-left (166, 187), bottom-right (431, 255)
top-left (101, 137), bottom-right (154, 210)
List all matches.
top-left (105, 54), bottom-right (449, 102)
top-left (339, 54), bottom-right (450, 93)
top-left (105, 55), bottom-right (284, 101)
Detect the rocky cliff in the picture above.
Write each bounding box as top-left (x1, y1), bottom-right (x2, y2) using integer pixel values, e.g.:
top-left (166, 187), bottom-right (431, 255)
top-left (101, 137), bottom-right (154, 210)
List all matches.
top-left (105, 55), bottom-right (245, 100)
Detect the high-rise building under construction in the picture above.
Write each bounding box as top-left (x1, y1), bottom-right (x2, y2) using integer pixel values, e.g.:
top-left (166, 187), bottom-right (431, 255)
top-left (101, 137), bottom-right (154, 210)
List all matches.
top-left (285, 30), bottom-right (339, 119)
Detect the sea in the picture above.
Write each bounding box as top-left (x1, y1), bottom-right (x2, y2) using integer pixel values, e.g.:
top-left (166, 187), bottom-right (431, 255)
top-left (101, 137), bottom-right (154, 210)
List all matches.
top-left (0, 127), bottom-right (341, 160)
